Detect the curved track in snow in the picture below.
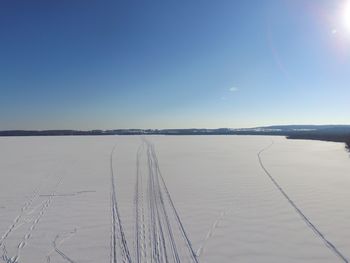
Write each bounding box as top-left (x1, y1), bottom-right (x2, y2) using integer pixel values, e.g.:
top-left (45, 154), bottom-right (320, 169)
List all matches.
top-left (258, 141), bottom-right (348, 263)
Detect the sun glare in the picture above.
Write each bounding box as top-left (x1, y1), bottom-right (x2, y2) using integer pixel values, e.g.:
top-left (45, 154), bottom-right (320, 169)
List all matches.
top-left (344, 0), bottom-right (350, 31)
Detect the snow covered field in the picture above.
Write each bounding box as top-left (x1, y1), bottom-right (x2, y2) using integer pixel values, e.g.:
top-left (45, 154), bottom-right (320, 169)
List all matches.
top-left (0, 135), bottom-right (349, 263)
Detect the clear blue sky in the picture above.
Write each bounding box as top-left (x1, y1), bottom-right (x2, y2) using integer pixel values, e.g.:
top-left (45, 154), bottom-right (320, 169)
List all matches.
top-left (1, 0), bottom-right (349, 129)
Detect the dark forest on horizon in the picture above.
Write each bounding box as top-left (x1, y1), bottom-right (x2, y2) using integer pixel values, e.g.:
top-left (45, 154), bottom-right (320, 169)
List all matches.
top-left (0, 125), bottom-right (349, 152)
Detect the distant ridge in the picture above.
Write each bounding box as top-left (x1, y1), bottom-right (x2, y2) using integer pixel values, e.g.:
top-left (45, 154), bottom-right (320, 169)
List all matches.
top-left (1, 125), bottom-right (349, 149)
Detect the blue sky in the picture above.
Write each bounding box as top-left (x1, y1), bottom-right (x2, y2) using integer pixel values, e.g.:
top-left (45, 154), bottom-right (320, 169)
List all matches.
top-left (1, 0), bottom-right (350, 129)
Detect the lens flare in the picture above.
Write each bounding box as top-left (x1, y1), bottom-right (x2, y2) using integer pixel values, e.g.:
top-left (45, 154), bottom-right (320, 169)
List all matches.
top-left (344, 0), bottom-right (350, 31)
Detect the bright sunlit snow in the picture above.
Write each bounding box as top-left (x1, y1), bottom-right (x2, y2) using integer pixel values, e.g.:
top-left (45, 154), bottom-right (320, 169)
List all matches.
top-left (0, 136), bottom-right (349, 262)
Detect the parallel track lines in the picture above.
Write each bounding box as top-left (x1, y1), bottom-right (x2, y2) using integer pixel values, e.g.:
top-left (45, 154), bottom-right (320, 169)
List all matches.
top-left (147, 141), bottom-right (199, 263)
top-left (109, 139), bottom-right (199, 262)
top-left (147, 147), bottom-right (163, 263)
top-left (110, 145), bottom-right (132, 263)
top-left (150, 145), bottom-right (199, 263)
top-left (148, 146), bottom-right (169, 263)
top-left (152, 152), bottom-right (180, 263)
top-left (134, 144), bottom-right (143, 263)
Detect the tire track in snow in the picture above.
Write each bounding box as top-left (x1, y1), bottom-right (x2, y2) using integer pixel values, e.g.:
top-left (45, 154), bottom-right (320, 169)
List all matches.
top-left (109, 138), bottom-right (198, 263)
top-left (146, 145), bottom-right (161, 263)
top-left (134, 144), bottom-right (141, 263)
top-left (148, 145), bottom-right (170, 263)
top-left (110, 145), bottom-right (132, 263)
top-left (134, 143), bottom-right (145, 263)
top-left (146, 140), bottom-right (199, 263)
top-left (153, 163), bottom-right (180, 263)
top-left (148, 144), bottom-right (180, 263)
top-left (258, 141), bottom-right (348, 263)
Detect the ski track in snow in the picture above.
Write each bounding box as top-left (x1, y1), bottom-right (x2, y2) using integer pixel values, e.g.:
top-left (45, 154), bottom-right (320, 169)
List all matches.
top-left (258, 141), bottom-right (349, 263)
top-left (1, 139), bottom-right (196, 262)
top-left (134, 142), bottom-right (146, 263)
top-left (46, 228), bottom-right (78, 263)
top-left (2, 139), bottom-right (193, 263)
top-left (110, 145), bottom-right (132, 263)
top-left (4, 137), bottom-right (347, 262)
top-left (111, 138), bottom-right (199, 263)
top-left (144, 139), bottom-right (199, 263)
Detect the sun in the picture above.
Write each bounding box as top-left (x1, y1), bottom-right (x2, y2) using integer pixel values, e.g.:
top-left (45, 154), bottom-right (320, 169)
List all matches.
top-left (344, 0), bottom-right (350, 31)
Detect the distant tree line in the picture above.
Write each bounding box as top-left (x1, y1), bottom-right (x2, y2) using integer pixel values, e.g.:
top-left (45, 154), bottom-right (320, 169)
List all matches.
top-left (285, 127), bottom-right (350, 153)
top-left (1, 125), bottom-right (350, 152)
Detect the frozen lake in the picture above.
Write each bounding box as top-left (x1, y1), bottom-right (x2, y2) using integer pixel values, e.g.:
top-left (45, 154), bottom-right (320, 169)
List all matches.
top-left (0, 136), bottom-right (349, 262)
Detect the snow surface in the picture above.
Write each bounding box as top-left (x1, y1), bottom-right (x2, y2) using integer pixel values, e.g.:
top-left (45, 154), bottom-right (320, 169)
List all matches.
top-left (0, 135), bottom-right (349, 262)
